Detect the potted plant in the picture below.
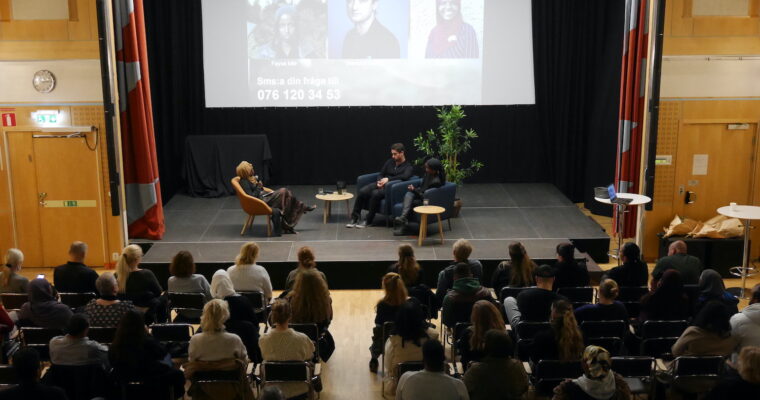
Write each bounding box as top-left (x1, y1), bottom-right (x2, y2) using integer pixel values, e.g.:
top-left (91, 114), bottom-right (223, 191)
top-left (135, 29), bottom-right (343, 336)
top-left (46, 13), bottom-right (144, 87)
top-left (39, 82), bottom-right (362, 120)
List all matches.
top-left (413, 105), bottom-right (483, 217)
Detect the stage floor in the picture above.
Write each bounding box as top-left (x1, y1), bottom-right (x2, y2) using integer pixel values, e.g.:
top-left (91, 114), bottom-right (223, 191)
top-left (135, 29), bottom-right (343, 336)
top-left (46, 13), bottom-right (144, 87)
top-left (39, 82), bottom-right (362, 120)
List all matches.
top-left (139, 183), bottom-right (610, 264)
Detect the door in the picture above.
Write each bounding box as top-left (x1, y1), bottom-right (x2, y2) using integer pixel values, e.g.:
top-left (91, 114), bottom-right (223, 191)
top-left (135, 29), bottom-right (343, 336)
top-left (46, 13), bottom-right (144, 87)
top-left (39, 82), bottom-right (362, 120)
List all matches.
top-left (673, 122), bottom-right (756, 220)
top-left (8, 131), bottom-right (106, 266)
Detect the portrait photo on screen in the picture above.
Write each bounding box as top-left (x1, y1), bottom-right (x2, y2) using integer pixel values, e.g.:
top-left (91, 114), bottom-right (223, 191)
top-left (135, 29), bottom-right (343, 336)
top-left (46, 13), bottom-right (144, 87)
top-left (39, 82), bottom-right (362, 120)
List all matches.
top-left (327, 0), bottom-right (409, 59)
top-left (409, 0), bottom-right (484, 60)
top-left (248, 0), bottom-right (328, 60)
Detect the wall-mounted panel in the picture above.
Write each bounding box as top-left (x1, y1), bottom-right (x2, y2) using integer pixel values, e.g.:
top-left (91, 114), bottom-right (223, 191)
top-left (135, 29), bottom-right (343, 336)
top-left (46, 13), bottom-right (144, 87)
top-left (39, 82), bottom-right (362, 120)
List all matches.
top-left (0, 59), bottom-right (102, 103)
top-left (661, 57), bottom-right (760, 98)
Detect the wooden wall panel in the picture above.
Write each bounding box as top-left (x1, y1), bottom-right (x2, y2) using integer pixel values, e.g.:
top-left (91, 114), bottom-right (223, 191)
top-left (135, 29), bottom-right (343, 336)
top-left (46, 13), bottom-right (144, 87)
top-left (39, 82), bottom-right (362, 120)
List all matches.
top-left (665, 0), bottom-right (760, 55)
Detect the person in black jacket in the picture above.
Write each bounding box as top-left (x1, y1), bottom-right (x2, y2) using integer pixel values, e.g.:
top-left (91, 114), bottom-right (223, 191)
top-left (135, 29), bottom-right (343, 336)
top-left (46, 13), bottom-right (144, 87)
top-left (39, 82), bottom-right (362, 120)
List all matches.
top-left (347, 143), bottom-right (414, 228)
top-left (553, 242), bottom-right (590, 290)
top-left (393, 158), bottom-right (445, 235)
top-left (602, 242), bottom-right (649, 287)
top-left (53, 241), bottom-right (98, 294)
top-left (0, 348), bottom-right (67, 400)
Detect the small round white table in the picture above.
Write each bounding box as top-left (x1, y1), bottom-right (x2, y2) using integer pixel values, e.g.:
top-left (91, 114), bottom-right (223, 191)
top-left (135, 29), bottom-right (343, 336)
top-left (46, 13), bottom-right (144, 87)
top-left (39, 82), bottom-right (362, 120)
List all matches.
top-left (315, 192), bottom-right (353, 224)
top-left (595, 193), bottom-right (652, 265)
top-left (717, 205), bottom-right (760, 298)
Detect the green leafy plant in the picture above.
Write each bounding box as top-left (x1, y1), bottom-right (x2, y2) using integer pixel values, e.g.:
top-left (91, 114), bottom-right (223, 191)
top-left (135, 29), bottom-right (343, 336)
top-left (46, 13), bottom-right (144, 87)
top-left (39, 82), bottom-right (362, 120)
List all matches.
top-left (413, 105), bottom-right (483, 186)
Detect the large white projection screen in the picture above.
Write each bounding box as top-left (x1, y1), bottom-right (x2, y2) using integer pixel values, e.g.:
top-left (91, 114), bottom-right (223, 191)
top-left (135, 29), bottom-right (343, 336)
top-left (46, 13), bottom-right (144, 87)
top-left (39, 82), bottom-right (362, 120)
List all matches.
top-left (202, 0), bottom-right (534, 107)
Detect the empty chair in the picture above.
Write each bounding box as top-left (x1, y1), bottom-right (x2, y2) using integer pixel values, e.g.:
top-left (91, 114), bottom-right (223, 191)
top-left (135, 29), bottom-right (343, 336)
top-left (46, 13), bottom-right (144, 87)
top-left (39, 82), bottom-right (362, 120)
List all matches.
top-left (618, 286), bottom-right (649, 302)
top-left (640, 320), bottom-right (689, 339)
top-left (20, 327), bottom-right (62, 361)
top-left (150, 323), bottom-right (194, 359)
top-left (611, 356), bottom-right (655, 396)
top-left (87, 326), bottom-right (117, 346)
top-left (671, 356), bottom-right (725, 396)
top-left (557, 286), bottom-right (595, 303)
top-left (0, 293), bottom-right (27, 311)
top-left (59, 292), bottom-right (97, 310)
top-left (581, 320), bottom-right (627, 339)
top-left (167, 292), bottom-right (205, 322)
top-left (532, 360), bottom-right (583, 397)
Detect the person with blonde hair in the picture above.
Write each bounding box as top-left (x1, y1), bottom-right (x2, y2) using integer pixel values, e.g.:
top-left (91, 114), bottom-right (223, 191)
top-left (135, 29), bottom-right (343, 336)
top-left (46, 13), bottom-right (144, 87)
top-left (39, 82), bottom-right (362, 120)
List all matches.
top-left (0, 248), bottom-right (28, 293)
top-left (227, 241), bottom-right (273, 301)
top-left (236, 161), bottom-right (315, 233)
top-left (369, 273), bottom-right (409, 372)
top-left (115, 244), bottom-right (165, 323)
top-left (210, 269), bottom-right (262, 363)
top-left (491, 242), bottom-right (536, 295)
top-left (189, 299), bottom-right (247, 362)
top-left (54, 241), bottom-right (98, 293)
top-left (436, 239), bottom-right (484, 305)
top-left (531, 299), bottom-right (584, 364)
top-left (285, 246), bottom-right (327, 289)
top-left (457, 300), bottom-right (507, 371)
top-left (708, 346), bottom-right (760, 398)
top-left (574, 279), bottom-right (628, 325)
top-left (287, 268), bottom-right (332, 331)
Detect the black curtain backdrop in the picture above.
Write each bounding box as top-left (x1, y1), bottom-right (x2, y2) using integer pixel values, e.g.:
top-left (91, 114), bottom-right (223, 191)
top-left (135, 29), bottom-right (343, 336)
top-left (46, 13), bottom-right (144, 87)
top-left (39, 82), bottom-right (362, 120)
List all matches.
top-left (143, 0), bottom-right (623, 214)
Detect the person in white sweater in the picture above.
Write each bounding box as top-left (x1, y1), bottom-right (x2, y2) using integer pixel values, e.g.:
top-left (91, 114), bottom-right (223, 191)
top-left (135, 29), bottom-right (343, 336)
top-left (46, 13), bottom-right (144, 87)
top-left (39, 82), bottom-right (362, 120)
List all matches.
top-left (259, 299), bottom-right (315, 399)
top-left (189, 299), bottom-right (247, 362)
top-left (396, 339), bottom-right (469, 400)
top-left (730, 284), bottom-right (760, 362)
top-left (227, 242), bottom-right (273, 301)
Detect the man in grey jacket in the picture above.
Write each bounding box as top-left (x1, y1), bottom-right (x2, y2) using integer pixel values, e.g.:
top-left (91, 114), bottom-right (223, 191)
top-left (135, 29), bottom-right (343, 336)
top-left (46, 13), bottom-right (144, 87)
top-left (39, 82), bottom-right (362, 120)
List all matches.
top-left (730, 284), bottom-right (760, 362)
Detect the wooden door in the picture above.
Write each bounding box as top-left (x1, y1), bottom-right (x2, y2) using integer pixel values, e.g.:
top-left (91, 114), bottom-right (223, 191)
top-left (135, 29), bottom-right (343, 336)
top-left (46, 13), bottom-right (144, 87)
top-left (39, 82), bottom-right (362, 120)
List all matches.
top-left (673, 122), bottom-right (756, 220)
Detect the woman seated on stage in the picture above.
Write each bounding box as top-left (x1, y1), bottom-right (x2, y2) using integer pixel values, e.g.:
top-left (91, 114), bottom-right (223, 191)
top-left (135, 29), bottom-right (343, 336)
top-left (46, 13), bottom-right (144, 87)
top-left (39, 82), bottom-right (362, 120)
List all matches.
top-left (236, 161), bottom-right (315, 233)
top-left (393, 158), bottom-right (445, 235)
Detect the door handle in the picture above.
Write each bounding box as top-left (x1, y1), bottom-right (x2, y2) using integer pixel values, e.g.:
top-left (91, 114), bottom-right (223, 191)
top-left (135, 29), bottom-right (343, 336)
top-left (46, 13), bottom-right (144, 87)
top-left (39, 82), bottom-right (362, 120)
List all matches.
top-left (38, 192), bottom-right (47, 206)
top-left (684, 191), bottom-right (696, 204)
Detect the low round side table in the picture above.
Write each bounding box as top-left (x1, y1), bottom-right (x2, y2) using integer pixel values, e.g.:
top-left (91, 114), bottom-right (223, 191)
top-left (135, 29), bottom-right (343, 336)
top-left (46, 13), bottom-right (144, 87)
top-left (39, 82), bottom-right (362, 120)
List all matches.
top-left (316, 192), bottom-right (353, 224)
top-left (717, 205), bottom-right (760, 298)
top-left (594, 193), bottom-right (651, 265)
top-left (413, 205), bottom-right (445, 246)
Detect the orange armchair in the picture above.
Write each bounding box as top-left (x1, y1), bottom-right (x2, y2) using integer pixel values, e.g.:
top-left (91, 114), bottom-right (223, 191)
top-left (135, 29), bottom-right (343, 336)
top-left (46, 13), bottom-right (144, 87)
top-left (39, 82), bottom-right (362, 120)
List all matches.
top-left (231, 176), bottom-right (273, 236)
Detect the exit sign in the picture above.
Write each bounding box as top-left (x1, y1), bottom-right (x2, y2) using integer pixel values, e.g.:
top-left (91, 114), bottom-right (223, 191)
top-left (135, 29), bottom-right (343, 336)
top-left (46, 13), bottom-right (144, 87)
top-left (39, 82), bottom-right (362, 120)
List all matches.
top-left (36, 114), bottom-right (58, 124)
top-left (63, 200), bottom-right (78, 207)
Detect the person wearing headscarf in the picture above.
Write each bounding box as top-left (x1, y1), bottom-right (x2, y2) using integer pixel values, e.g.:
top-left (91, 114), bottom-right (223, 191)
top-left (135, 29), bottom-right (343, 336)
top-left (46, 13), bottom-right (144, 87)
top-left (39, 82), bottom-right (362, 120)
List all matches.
top-left (210, 270), bottom-right (262, 363)
top-left (639, 269), bottom-right (691, 323)
top-left (393, 157), bottom-right (445, 234)
top-left (425, 0), bottom-right (479, 59)
top-left (695, 269), bottom-right (739, 315)
top-left (16, 278), bottom-right (72, 330)
top-left (552, 345), bottom-right (632, 400)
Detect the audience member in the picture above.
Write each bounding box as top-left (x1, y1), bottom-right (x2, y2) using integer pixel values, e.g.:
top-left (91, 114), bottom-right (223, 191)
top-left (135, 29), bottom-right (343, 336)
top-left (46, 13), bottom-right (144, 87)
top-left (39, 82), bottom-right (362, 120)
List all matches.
top-left (0, 348), bottom-right (67, 400)
top-left (210, 269), bottom-right (262, 364)
top-left (108, 310), bottom-right (185, 399)
top-left (504, 264), bottom-right (567, 327)
top-left (651, 240), bottom-right (702, 287)
top-left (730, 284), bottom-right (760, 361)
top-left (0, 248), bottom-right (28, 293)
top-left (602, 242), bottom-right (648, 287)
top-left (388, 244), bottom-right (423, 287)
top-left (695, 269), bottom-right (738, 315)
top-left (436, 239), bottom-right (484, 305)
top-left (287, 268), bottom-right (333, 330)
top-left (370, 272), bottom-right (408, 372)
top-left (707, 346), bottom-right (760, 399)
top-left (259, 299), bottom-right (315, 399)
top-left (83, 272), bottom-right (136, 327)
top-left (49, 314), bottom-right (108, 367)
top-left (384, 300), bottom-right (438, 396)
top-left (396, 339), bottom-right (469, 400)
top-left (189, 299), bottom-right (248, 362)
top-left (53, 241), bottom-right (98, 293)
top-left (639, 269), bottom-right (690, 322)
top-left (672, 302), bottom-right (738, 357)
top-left (531, 299), bottom-right (584, 364)
top-left (167, 250), bottom-right (211, 321)
top-left (552, 345), bottom-right (632, 400)
top-left (441, 263), bottom-right (493, 328)
top-left (285, 246), bottom-right (327, 289)
top-left (463, 329), bottom-right (528, 400)
top-left (553, 242), bottom-right (590, 290)
top-left (116, 244), bottom-right (165, 323)
top-left (16, 278), bottom-right (72, 330)
top-left (456, 300), bottom-right (506, 371)
top-left (491, 242), bottom-right (536, 295)
top-left (227, 242), bottom-right (273, 300)
top-left (574, 279), bottom-right (628, 325)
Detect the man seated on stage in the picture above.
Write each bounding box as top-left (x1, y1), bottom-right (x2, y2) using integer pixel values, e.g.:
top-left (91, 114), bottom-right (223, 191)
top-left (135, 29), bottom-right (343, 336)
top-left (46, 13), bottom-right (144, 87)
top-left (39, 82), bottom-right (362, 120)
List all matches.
top-left (54, 241), bottom-right (98, 294)
top-left (651, 240), bottom-right (703, 288)
top-left (346, 143), bottom-right (414, 228)
top-left (503, 264), bottom-right (566, 327)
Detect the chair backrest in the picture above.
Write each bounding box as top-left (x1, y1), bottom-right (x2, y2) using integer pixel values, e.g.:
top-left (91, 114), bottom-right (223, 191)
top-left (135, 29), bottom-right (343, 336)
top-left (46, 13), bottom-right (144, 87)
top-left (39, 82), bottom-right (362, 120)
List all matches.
top-left (640, 337), bottom-right (678, 359)
top-left (45, 363), bottom-right (112, 400)
top-left (586, 337), bottom-right (624, 356)
top-left (611, 356), bottom-right (654, 379)
top-left (396, 361), bottom-right (425, 377)
top-left (88, 326), bottom-right (117, 345)
top-left (672, 356), bottom-right (725, 394)
top-left (641, 320), bottom-right (689, 339)
top-left (21, 327), bottom-right (62, 345)
top-left (618, 286), bottom-right (649, 302)
top-left (59, 292), bottom-right (97, 309)
top-left (237, 291), bottom-right (266, 312)
top-left (515, 321), bottom-right (550, 340)
top-left (622, 302), bottom-right (641, 320)
top-left (0, 293), bottom-right (27, 311)
top-left (453, 322), bottom-right (471, 343)
top-left (261, 361), bottom-right (311, 384)
top-left (150, 323), bottom-right (194, 342)
top-left (290, 323), bottom-right (320, 342)
top-left (557, 287), bottom-right (595, 303)
top-left (0, 365), bottom-right (18, 385)
top-left (444, 300), bottom-right (476, 328)
top-left (167, 292), bottom-right (205, 313)
top-left (499, 286), bottom-right (530, 302)
top-left (230, 176), bottom-right (272, 215)
top-left (580, 320), bottom-right (627, 339)
top-left (533, 360), bottom-right (584, 396)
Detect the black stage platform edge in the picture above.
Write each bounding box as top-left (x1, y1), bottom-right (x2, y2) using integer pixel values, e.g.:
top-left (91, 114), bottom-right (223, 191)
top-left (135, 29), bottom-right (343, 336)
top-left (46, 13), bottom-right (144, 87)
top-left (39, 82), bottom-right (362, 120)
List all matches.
top-left (141, 253), bottom-right (602, 292)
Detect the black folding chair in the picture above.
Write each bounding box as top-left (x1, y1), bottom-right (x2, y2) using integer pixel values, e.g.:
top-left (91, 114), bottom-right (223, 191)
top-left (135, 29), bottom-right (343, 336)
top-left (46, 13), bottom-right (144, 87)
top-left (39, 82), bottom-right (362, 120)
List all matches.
top-left (499, 286), bottom-right (531, 302)
top-left (59, 292), bottom-right (97, 310)
top-left (20, 327), bottom-right (62, 362)
top-left (0, 293), bottom-right (27, 311)
top-left (532, 360), bottom-right (583, 397)
top-left (640, 320), bottom-right (688, 339)
top-left (238, 291), bottom-right (269, 323)
top-left (557, 287), bottom-right (595, 303)
top-left (611, 356), bottom-right (654, 397)
top-left (150, 323), bottom-right (194, 359)
top-left (586, 337), bottom-right (624, 356)
top-left (290, 323), bottom-right (321, 362)
top-left (622, 302), bottom-right (641, 321)
top-left (581, 320), bottom-right (627, 339)
top-left (87, 326), bottom-right (117, 345)
top-left (515, 321), bottom-right (550, 361)
top-left (618, 286), bottom-right (649, 302)
top-left (396, 361), bottom-right (425, 378)
top-left (672, 356), bottom-right (725, 396)
top-left (640, 337), bottom-right (678, 359)
top-left (167, 292), bottom-right (205, 322)
top-left (260, 361), bottom-right (313, 398)
top-left (189, 361), bottom-right (251, 399)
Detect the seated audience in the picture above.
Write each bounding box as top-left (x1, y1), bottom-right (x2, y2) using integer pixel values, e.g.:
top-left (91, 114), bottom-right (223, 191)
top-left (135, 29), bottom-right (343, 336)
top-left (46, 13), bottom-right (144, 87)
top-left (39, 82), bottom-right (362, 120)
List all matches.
top-left (695, 269), bottom-right (738, 315)
top-left (504, 264), bottom-right (567, 327)
top-left (457, 300), bottom-right (507, 371)
top-left (436, 239), bottom-right (484, 305)
top-left (370, 272), bottom-right (408, 372)
top-left (16, 278), bottom-right (72, 330)
top-left (531, 299), bottom-right (584, 364)
top-left (707, 346), bottom-right (760, 399)
top-left (49, 314), bottom-right (108, 367)
top-left (651, 240), bottom-right (702, 287)
top-left (83, 272), bottom-right (136, 327)
top-left (285, 246), bottom-right (327, 289)
top-left (388, 244), bottom-right (423, 287)
top-left (0, 348), bottom-right (67, 400)
top-left (287, 268), bottom-right (333, 331)
top-left (730, 284), bottom-right (760, 361)
top-left (463, 329), bottom-right (528, 400)
top-left (602, 242), bottom-right (648, 287)
top-left (210, 269), bottom-right (262, 364)
top-left (53, 241), bottom-right (98, 293)
top-left (552, 345), bottom-right (632, 400)
top-left (574, 279), bottom-right (628, 325)
top-left (396, 339), bottom-right (468, 400)
top-left (441, 263), bottom-right (493, 328)
top-left (108, 310), bottom-right (185, 399)
top-left (227, 241), bottom-right (273, 301)
top-left (259, 299), bottom-right (315, 400)
top-left (116, 244), bottom-right (165, 323)
top-left (167, 250), bottom-right (211, 321)
top-left (384, 300), bottom-right (439, 396)
top-left (553, 242), bottom-right (590, 290)
top-left (0, 248), bottom-right (28, 293)
top-left (189, 299), bottom-right (248, 362)
top-left (491, 242), bottom-right (536, 295)
top-left (672, 302), bottom-right (738, 357)
top-left (639, 269), bottom-right (690, 323)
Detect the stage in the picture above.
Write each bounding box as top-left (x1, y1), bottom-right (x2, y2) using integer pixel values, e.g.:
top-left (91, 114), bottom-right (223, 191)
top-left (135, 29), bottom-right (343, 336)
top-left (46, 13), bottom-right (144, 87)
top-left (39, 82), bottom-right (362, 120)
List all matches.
top-left (136, 183), bottom-right (609, 289)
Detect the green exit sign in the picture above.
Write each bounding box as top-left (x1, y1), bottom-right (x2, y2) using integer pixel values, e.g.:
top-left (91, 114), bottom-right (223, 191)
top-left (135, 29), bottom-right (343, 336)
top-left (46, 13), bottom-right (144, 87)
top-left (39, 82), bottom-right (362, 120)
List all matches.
top-left (63, 200), bottom-right (77, 207)
top-left (36, 114), bottom-right (57, 124)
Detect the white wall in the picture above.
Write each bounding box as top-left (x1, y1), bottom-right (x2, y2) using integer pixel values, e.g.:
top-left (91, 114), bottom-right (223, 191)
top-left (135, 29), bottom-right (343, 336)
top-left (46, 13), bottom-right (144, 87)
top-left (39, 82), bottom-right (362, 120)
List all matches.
top-left (0, 59), bottom-right (103, 103)
top-left (661, 56), bottom-right (760, 98)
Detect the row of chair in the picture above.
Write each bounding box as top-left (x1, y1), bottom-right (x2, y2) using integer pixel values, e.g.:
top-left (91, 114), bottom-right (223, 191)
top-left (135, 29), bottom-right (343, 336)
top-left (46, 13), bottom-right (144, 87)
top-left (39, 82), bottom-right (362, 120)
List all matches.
top-left (1, 292), bottom-right (97, 312)
top-left (166, 291), bottom-right (269, 323)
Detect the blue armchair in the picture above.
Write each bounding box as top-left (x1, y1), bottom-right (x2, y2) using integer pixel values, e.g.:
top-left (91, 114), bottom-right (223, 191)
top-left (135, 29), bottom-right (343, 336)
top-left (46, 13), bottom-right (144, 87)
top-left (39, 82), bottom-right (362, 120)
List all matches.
top-left (391, 181), bottom-right (457, 230)
top-left (355, 172), bottom-right (418, 225)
